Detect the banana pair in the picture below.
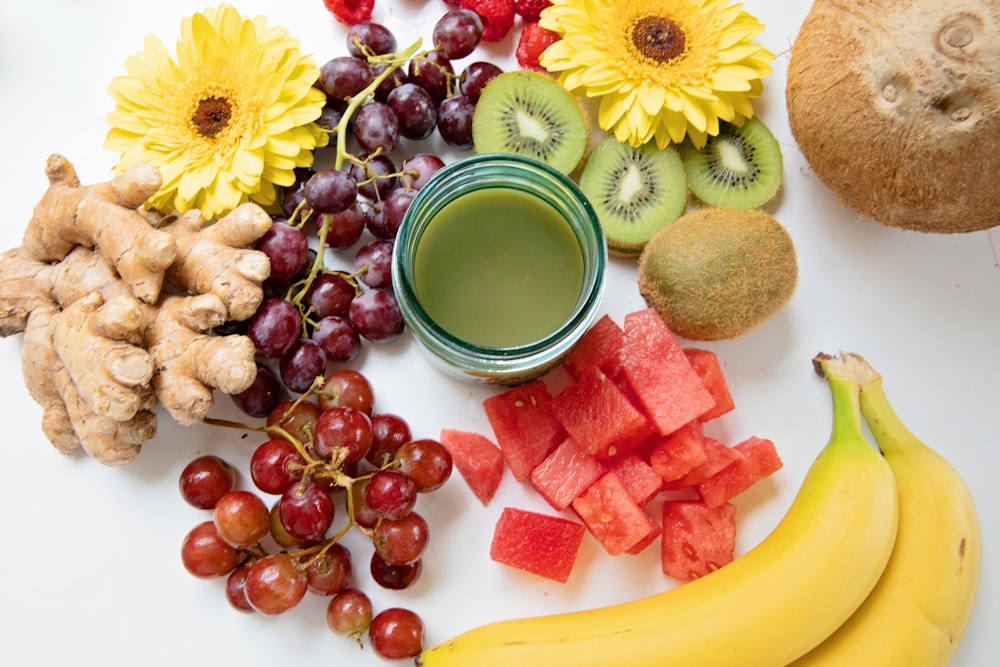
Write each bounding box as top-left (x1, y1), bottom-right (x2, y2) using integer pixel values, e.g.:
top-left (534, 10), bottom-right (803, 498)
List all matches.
top-left (416, 352), bottom-right (981, 667)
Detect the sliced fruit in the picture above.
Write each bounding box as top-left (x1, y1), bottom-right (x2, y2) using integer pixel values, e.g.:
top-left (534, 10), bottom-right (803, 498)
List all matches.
top-left (572, 472), bottom-right (661, 556)
top-left (684, 348), bottom-right (735, 421)
top-left (490, 507), bottom-right (585, 583)
top-left (697, 436), bottom-right (783, 508)
top-left (471, 70), bottom-right (588, 174)
top-left (579, 136), bottom-right (687, 256)
top-left (608, 453), bottom-right (663, 507)
top-left (679, 116), bottom-right (783, 209)
top-left (661, 500), bottom-right (738, 580)
top-left (647, 420), bottom-right (709, 483)
top-left (439, 428), bottom-right (505, 506)
top-left (529, 437), bottom-right (605, 511)
top-left (482, 379), bottom-right (564, 482)
top-left (560, 313), bottom-right (625, 382)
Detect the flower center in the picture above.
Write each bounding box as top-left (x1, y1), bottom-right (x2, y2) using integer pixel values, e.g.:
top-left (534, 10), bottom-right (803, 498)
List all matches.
top-left (630, 15), bottom-right (687, 63)
top-left (191, 96), bottom-right (233, 138)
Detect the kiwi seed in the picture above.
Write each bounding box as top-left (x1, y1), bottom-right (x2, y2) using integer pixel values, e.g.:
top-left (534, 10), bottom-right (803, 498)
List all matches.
top-left (637, 207), bottom-right (798, 341)
top-left (579, 136), bottom-right (688, 256)
top-left (471, 71), bottom-right (588, 175)
top-left (679, 117), bottom-right (783, 209)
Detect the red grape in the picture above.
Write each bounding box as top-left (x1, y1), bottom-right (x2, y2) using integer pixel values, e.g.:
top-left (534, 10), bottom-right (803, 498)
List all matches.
top-left (278, 478), bottom-right (336, 543)
top-left (400, 153), bottom-right (446, 190)
top-left (367, 413), bottom-right (412, 467)
top-left (305, 272), bottom-right (358, 319)
top-left (319, 55), bottom-right (374, 99)
top-left (370, 553), bottom-right (422, 590)
top-left (231, 362), bottom-right (283, 418)
top-left (225, 566), bottom-right (255, 613)
top-left (248, 298), bottom-right (302, 358)
top-left (369, 607), bottom-right (424, 659)
top-left (349, 288), bottom-right (404, 343)
top-left (408, 50), bottom-right (454, 101)
top-left (433, 8), bottom-right (484, 60)
top-left (346, 21), bottom-right (397, 58)
top-left (179, 455), bottom-right (236, 509)
top-left (460, 60), bottom-right (503, 101)
top-left (372, 511), bottom-right (429, 566)
top-left (351, 154), bottom-right (398, 202)
top-left (244, 553), bottom-right (308, 615)
top-left (213, 490), bottom-right (270, 549)
top-left (326, 588), bottom-right (373, 638)
top-left (395, 438), bottom-right (453, 492)
top-left (255, 220), bottom-right (309, 285)
top-left (353, 101), bottom-right (401, 155)
top-left (354, 239), bottom-right (394, 289)
top-left (437, 95), bottom-right (476, 150)
top-left (269, 503), bottom-right (306, 549)
top-left (265, 399), bottom-right (322, 447)
top-left (317, 369), bottom-right (375, 414)
top-left (373, 187), bottom-right (416, 239)
top-left (312, 316), bottom-right (362, 364)
top-left (314, 405), bottom-right (373, 463)
top-left (387, 83), bottom-right (438, 140)
top-left (250, 439), bottom-right (305, 495)
top-left (303, 542), bottom-right (353, 596)
top-left (181, 521), bottom-right (241, 578)
top-left (305, 168), bottom-right (359, 215)
top-left (279, 338), bottom-right (328, 394)
top-left (365, 469), bottom-right (417, 520)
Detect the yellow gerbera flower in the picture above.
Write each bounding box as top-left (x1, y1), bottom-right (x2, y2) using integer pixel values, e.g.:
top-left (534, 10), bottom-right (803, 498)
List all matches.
top-left (539, 0), bottom-right (774, 148)
top-left (104, 4), bottom-right (329, 219)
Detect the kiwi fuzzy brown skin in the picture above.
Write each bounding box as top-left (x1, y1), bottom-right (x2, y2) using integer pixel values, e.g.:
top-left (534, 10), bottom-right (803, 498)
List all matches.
top-left (637, 207), bottom-right (798, 341)
top-left (786, 0), bottom-right (1000, 233)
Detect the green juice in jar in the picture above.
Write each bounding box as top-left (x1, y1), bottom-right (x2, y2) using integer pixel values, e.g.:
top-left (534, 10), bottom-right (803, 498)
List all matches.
top-left (412, 187), bottom-right (585, 348)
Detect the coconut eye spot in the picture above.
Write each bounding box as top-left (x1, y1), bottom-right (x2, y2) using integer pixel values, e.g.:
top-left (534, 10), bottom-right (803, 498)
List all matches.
top-left (936, 13), bottom-right (984, 58)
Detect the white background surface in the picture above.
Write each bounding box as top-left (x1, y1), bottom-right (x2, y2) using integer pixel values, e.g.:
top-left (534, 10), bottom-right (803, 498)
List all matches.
top-left (0, 1), bottom-right (996, 665)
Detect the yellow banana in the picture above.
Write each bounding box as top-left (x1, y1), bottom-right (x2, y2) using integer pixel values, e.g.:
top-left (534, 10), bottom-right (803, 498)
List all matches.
top-left (790, 352), bottom-right (982, 667)
top-left (416, 358), bottom-right (898, 667)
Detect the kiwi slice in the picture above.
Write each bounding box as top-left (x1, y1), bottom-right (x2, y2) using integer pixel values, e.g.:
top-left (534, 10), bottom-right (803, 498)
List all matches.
top-left (679, 117), bottom-right (783, 209)
top-left (637, 207), bottom-right (798, 341)
top-left (472, 71), bottom-right (588, 175)
top-left (579, 136), bottom-right (688, 256)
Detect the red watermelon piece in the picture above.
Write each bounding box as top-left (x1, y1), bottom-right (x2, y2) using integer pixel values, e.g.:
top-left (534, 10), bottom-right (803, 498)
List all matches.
top-left (490, 507), bottom-right (585, 583)
top-left (483, 379), bottom-right (565, 482)
top-left (439, 428), bottom-right (505, 506)
top-left (661, 500), bottom-right (738, 580)
top-left (550, 366), bottom-right (654, 459)
top-left (530, 437), bottom-right (605, 511)
top-left (620, 309), bottom-right (716, 435)
top-left (609, 453), bottom-right (663, 507)
top-left (572, 472), bottom-right (661, 556)
top-left (684, 348), bottom-right (735, 421)
top-left (663, 436), bottom-right (742, 491)
top-left (561, 313), bottom-right (625, 381)
top-left (697, 436), bottom-right (783, 508)
top-left (647, 420), bottom-right (709, 483)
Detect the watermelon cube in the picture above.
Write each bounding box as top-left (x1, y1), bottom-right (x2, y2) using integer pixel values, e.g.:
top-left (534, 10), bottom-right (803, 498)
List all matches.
top-left (490, 507), bottom-right (586, 583)
top-left (572, 472), bottom-right (662, 556)
top-left (550, 366), bottom-right (654, 459)
top-left (620, 309), bottom-right (716, 435)
top-left (647, 420), bottom-right (709, 483)
top-left (609, 453), bottom-right (664, 507)
top-left (561, 313), bottom-right (625, 381)
top-left (661, 500), bottom-right (738, 580)
top-left (684, 348), bottom-right (736, 421)
top-left (439, 429), bottom-right (505, 506)
top-left (663, 436), bottom-right (742, 490)
top-left (483, 379), bottom-right (565, 482)
top-left (530, 437), bottom-right (605, 511)
top-left (697, 436), bottom-right (783, 508)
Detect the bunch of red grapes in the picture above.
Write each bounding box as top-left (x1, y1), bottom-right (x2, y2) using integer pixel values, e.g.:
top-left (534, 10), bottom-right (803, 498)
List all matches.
top-left (180, 8), bottom-right (508, 660)
top-left (180, 368), bottom-right (453, 660)
top-left (226, 8), bottom-right (506, 419)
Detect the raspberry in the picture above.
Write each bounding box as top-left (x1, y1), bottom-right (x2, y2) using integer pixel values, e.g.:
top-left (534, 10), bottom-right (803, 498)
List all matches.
top-left (516, 22), bottom-right (560, 69)
top-left (323, 0), bottom-right (375, 26)
top-left (514, 0), bottom-right (552, 23)
top-left (460, 0), bottom-right (517, 42)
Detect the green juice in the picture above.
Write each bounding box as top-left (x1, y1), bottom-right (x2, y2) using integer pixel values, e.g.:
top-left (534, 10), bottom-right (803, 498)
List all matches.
top-left (413, 188), bottom-right (585, 348)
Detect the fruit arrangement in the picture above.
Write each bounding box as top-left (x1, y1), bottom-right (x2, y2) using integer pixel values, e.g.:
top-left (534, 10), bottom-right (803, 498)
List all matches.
top-left (0, 1), bottom-right (992, 666)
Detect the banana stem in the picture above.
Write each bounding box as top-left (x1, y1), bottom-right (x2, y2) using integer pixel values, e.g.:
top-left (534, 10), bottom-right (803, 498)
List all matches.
top-left (842, 352), bottom-right (920, 459)
top-left (815, 354), bottom-right (868, 449)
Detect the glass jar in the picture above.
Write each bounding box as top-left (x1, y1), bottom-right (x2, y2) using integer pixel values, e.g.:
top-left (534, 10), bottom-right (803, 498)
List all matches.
top-left (392, 153), bottom-right (607, 385)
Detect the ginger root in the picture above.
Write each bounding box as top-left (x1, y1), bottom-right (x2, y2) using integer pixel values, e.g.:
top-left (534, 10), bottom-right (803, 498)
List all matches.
top-left (0, 154), bottom-right (273, 465)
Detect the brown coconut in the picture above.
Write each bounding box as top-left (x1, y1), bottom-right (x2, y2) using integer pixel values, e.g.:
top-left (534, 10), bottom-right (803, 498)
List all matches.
top-left (786, 0), bottom-right (1000, 233)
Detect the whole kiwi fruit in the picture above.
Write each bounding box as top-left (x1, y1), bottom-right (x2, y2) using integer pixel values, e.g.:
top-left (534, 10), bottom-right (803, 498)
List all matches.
top-left (786, 0), bottom-right (1000, 233)
top-left (637, 207), bottom-right (798, 341)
